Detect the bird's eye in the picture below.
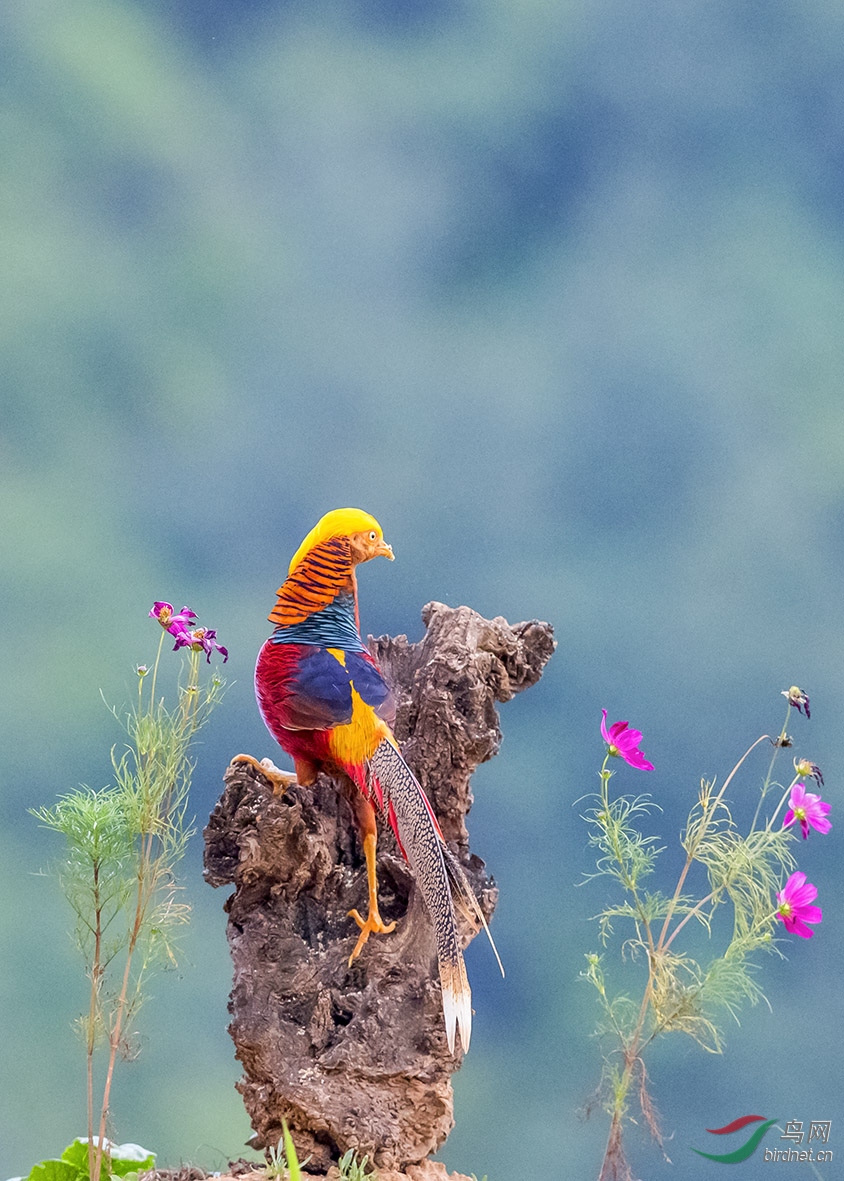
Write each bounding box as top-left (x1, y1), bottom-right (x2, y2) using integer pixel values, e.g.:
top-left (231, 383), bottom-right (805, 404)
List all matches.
top-left (369, 531), bottom-right (377, 541)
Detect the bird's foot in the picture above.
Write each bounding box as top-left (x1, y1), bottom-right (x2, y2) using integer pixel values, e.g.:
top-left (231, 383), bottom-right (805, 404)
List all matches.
top-left (230, 754), bottom-right (296, 796)
top-left (347, 905), bottom-right (397, 965)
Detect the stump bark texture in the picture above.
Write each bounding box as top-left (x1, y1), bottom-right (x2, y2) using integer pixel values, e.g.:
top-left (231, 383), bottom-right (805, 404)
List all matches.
top-left (203, 602), bottom-right (555, 1173)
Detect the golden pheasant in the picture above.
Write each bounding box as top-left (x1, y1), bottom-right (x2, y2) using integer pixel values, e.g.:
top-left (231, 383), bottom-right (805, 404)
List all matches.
top-left (236, 508), bottom-right (498, 1053)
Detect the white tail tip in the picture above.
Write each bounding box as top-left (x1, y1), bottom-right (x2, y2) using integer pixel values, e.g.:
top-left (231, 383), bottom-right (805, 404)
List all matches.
top-left (441, 963), bottom-right (472, 1054)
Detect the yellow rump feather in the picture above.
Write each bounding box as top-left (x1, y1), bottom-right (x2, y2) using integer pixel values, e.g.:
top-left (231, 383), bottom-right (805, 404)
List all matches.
top-left (327, 685), bottom-right (392, 766)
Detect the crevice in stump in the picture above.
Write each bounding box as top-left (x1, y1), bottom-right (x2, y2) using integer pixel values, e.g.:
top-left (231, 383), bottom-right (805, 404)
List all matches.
top-left (203, 602), bottom-right (555, 1174)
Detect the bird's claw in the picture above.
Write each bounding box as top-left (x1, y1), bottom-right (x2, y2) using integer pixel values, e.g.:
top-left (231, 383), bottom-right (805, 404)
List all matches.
top-left (230, 754), bottom-right (296, 796)
top-left (347, 907), bottom-right (397, 965)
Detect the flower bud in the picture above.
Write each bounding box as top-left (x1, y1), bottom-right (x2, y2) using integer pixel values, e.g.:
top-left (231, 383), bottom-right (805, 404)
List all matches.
top-left (794, 757), bottom-right (824, 787)
top-left (781, 686), bottom-right (810, 718)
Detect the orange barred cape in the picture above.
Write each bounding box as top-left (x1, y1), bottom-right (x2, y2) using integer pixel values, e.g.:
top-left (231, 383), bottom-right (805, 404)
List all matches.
top-left (268, 535), bottom-right (353, 628)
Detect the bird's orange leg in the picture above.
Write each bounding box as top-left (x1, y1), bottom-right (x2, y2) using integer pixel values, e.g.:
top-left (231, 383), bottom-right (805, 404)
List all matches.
top-left (347, 800), bottom-right (396, 964)
top-left (230, 754), bottom-right (297, 796)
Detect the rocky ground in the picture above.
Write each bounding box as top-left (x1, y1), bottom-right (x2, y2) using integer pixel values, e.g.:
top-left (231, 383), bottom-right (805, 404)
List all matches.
top-left (145, 1161), bottom-right (474, 1181)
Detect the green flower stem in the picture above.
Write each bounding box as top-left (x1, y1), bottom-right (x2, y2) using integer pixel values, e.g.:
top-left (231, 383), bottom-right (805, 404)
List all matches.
top-left (94, 906), bottom-right (139, 1181)
top-left (94, 814), bottom-right (164, 1181)
top-left (184, 649), bottom-right (202, 732)
top-left (147, 629), bottom-right (166, 714)
top-left (657, 733), bottom-right (770, 953)
top-left (766, 776), bottom-right (800, 833)
top-left (749, 700), bottom-right (791, 834)
top-left (662, 889), bottom-right (716, 952)
top-left (86, 860), bottom-right (105, 1181)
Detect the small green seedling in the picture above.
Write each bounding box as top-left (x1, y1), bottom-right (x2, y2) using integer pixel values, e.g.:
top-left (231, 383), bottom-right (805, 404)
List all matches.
top-left (337, 1150), bottom-right (376, 1181)
top-left (264, 1122), bottom-right (308, 1181)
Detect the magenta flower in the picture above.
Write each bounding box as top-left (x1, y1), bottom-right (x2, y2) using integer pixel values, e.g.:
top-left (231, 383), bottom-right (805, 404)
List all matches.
top-left (150, 602), bottom-right (197, 638)
top-left (601, 709), bottom-right (654, 771)
top-left (783, 781), bottom-right (831, 840)
top-left (781, 685), bottom-right (810, 718)
top-left (776, 871), bottom-right (822, 938)
top-left (173, 626), bottom-right (228, 663)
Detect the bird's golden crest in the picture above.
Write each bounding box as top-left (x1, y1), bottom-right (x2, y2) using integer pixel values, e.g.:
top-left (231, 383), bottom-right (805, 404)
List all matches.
top-left (269, 508), bottom-right (394, 629)
top-left (288, 508), bottom-right (388, 575)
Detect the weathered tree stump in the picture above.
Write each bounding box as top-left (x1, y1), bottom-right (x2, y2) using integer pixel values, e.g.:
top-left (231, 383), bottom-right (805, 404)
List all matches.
top-left (203, 602), bottom-right (555, 1174)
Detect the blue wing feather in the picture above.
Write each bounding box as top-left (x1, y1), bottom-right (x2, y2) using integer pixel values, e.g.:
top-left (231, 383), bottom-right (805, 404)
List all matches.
top-left (275, 647), bottom-right (394, 732)
top-left (344, 651), bottom-right (395, 724)
top-left (285, 648), bottom-right (354, 729)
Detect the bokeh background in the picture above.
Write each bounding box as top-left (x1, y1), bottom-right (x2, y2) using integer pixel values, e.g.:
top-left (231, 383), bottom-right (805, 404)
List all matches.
top-left (3, 1), bottom-right (843, 1177)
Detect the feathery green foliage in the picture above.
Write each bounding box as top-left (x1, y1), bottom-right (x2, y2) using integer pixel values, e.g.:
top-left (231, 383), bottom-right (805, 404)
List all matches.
top-left (32, 613), bottom-right (226, 1181)
top-left (584, 695), bottom-right (830, 1180)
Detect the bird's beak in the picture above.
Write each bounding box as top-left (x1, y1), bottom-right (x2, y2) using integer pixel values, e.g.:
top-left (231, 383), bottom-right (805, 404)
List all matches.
top-left (377, 539), bottom-right (395, 561)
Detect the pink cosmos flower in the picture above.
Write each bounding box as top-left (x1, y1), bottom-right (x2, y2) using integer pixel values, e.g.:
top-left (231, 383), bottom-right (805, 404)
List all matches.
top-left (776, 871), bottom-right (822, 938)
top-left (601, 709), bottom-right (654, 771)
top-left (150, 602), bottom-right (197, 638)
top-left (173, 625), bottom-right (228, 663)
top-left (783, 781), bottom-right (831, 840)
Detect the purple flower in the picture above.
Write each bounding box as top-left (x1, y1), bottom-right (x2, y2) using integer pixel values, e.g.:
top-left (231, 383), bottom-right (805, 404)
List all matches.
top-left (173, 626), bottom-right (228, 663)
top-left (783, 782), bottom-right (831, 840)
top-left (601, 709), bottom-right (654, 771)
top-left (150, 602), bottom-right (197, 638)
top-left (782, 685), bottom-right (810, 719)
top-left (776, 871), bottom-right (822, 939)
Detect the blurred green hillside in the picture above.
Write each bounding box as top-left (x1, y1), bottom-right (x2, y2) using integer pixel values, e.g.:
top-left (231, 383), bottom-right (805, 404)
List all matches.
top-left (2, 2), bottom-right (843, 1178)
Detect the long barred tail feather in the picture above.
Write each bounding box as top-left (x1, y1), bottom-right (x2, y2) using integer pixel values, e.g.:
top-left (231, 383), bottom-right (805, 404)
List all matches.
top-left (369, 738), bottom-right (472, 1053)
top-left (441, 844), bottom-right (505, 979)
